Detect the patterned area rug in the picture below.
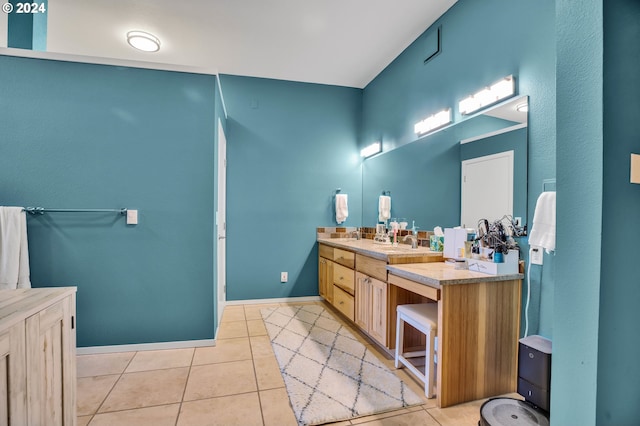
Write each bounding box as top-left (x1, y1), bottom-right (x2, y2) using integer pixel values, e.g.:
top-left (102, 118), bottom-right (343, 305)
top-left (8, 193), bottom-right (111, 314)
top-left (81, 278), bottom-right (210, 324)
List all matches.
top-left (261, 305), bottom-right (423, 426)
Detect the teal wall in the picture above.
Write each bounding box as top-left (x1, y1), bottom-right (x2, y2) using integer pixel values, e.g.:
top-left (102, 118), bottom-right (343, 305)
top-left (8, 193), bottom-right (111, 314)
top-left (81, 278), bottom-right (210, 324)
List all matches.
top-left (361, 0), bottom-right (556, 337)
top-left (597, 0), bottom-right (640, 423)
top-left (219, 75), bottom-right (362, 301)
top-left (555, 0), bottom-right (603, 423)
top-left (0, 56), bottom-right (218, 347)
top-left (7, 0), bottom-right (34, 49)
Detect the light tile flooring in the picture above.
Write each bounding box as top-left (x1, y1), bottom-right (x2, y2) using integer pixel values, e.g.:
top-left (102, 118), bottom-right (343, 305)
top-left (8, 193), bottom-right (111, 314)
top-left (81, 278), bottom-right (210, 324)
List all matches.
top-left (77, 301), bottom-right (517, 426)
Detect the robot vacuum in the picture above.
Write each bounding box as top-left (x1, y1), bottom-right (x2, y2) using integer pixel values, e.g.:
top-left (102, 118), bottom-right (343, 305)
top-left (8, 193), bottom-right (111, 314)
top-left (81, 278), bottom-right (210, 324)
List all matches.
top-left (479, 397), bottom-right (549, 426)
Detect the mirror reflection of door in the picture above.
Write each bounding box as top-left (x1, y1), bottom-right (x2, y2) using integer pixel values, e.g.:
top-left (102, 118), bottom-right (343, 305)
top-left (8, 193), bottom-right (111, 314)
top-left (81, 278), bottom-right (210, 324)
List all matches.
top-left (461, 151), bottom-right (513, 228)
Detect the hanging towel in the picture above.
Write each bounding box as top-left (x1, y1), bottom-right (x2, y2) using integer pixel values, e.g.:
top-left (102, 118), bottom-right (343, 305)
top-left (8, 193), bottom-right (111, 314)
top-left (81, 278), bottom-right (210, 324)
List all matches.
top-left (378, 195), bottom-right (391, 222)
top-left (335, 194), bottom-right (348, 224)
top-left (0, 207), bottom-right (31, 289)
top-left (528, 192), bottom-right (556, 253)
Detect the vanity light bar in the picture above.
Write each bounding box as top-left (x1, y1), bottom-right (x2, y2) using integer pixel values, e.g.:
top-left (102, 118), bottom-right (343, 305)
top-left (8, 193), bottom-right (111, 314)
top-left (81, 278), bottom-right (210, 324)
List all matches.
top-left (414, 108), bottom-right (452, 135)
top-left (459, 75), bottom-right (515, 115)
top-left (361, 142), bottom-right (382, 158)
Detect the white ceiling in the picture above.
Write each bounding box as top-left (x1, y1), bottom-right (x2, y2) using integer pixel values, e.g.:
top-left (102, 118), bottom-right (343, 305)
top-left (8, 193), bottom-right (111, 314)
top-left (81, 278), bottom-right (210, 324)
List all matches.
top-left (43, 0), bottom-right (458, 88)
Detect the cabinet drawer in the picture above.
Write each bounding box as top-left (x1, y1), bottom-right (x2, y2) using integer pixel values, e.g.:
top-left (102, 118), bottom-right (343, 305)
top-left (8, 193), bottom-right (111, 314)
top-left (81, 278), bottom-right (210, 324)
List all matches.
top-left (332, 285), bottom-right (354, 321)
top-left (332, 263), bottom-right (355, 295)
top-left (333, 248), bottom-right (355, 268)
top-left (319, 244), bottom-right (333, 260)
top-left (388, 273), bottom-right (440, 301)
top-left (356, 254), bottom-right (387, 281)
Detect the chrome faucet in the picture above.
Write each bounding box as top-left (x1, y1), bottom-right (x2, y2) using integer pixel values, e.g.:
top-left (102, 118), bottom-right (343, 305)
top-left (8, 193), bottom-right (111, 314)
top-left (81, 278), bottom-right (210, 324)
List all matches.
top-left (403, 233), bottom-right (418, 249)
top-left (350, 229), bottom-right (361, 240)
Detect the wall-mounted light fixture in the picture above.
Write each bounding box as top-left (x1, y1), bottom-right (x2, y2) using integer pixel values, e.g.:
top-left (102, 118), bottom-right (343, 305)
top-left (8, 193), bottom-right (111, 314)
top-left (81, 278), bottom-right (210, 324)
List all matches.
top-left (414, 108), bottom-right (452, 135)
top-left (459, 75), bottom-right (515, 115)
top-left (361, 142), bottom-right (382, 158)
top-left (631, 153), bottom-right (640, 184)
top-left (127, 31), bottom-right (161, 52)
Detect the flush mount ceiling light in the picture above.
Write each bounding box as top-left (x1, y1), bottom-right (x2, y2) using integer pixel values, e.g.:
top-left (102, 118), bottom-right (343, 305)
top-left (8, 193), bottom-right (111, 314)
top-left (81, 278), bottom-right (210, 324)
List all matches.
top-left (459, 75), bottom-right (515, 115)
top-left (127, 31), bottom-right (160, 52)
top-left (516, 102), bottom-right (529, 112)
top-left (360, 142), bottom-right (382, 158)
top-left (414, 108), bottom-right (452, 135)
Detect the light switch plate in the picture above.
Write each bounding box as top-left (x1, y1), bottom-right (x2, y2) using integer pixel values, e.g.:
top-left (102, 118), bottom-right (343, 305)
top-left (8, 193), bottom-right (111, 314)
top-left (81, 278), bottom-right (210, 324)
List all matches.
top-left (631, 153), bottom-right (640, 184)
top-left (126, 209), bottom-right (138, 225)
top-left (280, 272), bottom-right (288, 283)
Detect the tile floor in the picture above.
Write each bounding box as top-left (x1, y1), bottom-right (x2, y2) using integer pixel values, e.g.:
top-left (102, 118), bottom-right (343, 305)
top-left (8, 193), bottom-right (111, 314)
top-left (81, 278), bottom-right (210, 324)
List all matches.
top-left (77, 301), bottom-right (517, 426)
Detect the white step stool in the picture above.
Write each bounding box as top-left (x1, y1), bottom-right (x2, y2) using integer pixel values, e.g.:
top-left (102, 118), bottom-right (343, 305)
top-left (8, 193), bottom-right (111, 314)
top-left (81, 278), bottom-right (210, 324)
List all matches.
top-left (395, 303), bottom-right (438, 398)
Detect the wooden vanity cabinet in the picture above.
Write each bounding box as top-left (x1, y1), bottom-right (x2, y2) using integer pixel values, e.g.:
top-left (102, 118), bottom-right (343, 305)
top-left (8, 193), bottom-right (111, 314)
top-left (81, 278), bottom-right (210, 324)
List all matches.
top-left (0, 288), bottom-right (77, 426)
top-left (319, 244), bottom-right (355, 320)
top-left (319, 242), bottom-right (440, 350)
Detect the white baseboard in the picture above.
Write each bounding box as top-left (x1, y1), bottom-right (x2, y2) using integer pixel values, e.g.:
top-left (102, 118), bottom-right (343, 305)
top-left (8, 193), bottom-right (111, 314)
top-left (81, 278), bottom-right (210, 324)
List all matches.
top-left (76, 297), bottom-right (321, 355)
top-left (224, 296), bottom-right (322, 306)
top-left (77, 339), bottom-right (216, 355)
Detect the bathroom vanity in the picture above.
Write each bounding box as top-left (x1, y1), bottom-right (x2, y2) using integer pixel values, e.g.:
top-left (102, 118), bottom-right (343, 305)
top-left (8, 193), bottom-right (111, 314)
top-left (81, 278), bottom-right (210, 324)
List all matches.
top-left (318, 238), bottom-right (441, 348)
top-left (317, 237), bottom-right (523, 408)
top-left (0, 287), bottom-right (77, 426)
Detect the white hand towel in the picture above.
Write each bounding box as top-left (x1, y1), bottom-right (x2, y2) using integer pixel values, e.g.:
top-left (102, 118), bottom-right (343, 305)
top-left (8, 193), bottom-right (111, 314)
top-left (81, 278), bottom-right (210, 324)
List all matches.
top-left (0, 207), bottom-right (31, 289)
top-left (378, 195), bottom-right (391, 222)
top-left (335, 194), bottom-right (348, 224)
top-left (528, 192), bottom-right (556, 253)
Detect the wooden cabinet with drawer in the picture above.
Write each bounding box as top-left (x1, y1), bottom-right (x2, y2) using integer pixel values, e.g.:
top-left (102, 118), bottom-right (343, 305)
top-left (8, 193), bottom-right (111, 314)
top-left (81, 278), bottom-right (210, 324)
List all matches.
top-left (319, 243), bottom-right (355, 322)
top-left (332, 285), bottom-right (354, 321)
top-left (0, 288), bottom-right (77, 426)
top-left (332, 263), bottom-right (355, 294)
top-left (333, 248), bottom-right (355, 268)
top-left (356, 254), bottom-right (387, 282)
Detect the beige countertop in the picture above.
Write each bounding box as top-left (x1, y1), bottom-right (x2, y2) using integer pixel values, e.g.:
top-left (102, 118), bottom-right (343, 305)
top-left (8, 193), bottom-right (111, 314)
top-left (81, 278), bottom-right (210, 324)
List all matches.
top-left (387, 262), bottom-right (524, 286)
top-left (317, 237), bottom-right (443, 262)
top-left (0, 287), bottom-right (77, 332)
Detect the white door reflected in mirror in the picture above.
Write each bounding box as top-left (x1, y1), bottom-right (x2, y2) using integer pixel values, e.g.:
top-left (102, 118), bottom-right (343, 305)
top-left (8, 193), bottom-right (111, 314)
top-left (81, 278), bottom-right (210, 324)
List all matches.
top-left (461, 151), bottom-right (514, 229)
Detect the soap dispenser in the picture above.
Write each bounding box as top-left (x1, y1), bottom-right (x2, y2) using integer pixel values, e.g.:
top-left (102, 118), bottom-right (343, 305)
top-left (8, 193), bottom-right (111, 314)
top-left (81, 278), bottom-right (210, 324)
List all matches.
top-left (409, 221), bottom-right (419, 249)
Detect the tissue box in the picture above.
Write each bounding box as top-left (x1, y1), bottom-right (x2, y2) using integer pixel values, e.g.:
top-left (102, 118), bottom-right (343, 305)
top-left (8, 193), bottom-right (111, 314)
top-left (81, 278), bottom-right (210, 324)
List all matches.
top-left (468, 250), bottom-right (519, 275)
top-left (430, 235), bottom-right (444, 252)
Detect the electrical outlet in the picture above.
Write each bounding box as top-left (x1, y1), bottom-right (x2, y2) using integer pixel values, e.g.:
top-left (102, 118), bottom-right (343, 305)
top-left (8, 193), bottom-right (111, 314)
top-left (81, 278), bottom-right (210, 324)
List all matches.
top-left (280, 272), bottom-right (288, 283)
top-left (514, 217), bottom-right (522, 227)
top-left (530, 247), bottom-right (543, 265)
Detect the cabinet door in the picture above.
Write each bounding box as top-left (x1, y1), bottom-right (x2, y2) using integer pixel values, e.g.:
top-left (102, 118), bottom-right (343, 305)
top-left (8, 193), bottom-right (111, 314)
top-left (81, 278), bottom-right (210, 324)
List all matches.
top-left (318, 258), bottom-right (334, 303)
top-left (354, 272), bottom-right (370, 331)
top-left (26, 295), bottom-right (76, 426)
top-left (369, 277), bottom-right (388, 346)
top-left (319, 257), bottom-right (328, 299)
top-left (0, 322), bottom-right (27, 426)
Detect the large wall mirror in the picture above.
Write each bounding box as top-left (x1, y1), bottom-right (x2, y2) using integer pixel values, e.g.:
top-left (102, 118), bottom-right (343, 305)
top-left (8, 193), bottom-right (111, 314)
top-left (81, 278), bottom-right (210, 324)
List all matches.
top-left (361, 95), bottom-right (528, 234)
